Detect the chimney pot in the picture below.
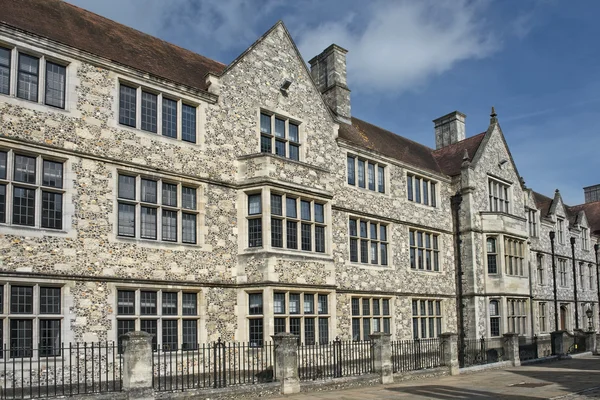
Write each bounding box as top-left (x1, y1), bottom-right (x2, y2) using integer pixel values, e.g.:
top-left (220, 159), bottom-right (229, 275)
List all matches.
top-left (433, 111), bottom-right (466, 150)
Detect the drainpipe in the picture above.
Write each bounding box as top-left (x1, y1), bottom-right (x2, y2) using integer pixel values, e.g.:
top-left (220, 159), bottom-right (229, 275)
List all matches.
top-left (528, 246), bottom-right (534, 336)
top-left (571, 237), bottom-right (579, 330)
top-left (451, 192), bottom-right (464, 367)
top-left (550, 231), bottom-right (558, 332)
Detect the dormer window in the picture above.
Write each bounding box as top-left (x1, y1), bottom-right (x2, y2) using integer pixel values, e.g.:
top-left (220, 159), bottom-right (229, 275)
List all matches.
top-left (260, 112), bottom-right (300, 161)
top-left (582, 227), bottom-right (589, 251)
top-left (557, 218), bottom-right (565, 244)
top-left (527, 208), bottom-right (538, 237)
top-left (488, 178), bottom-right (510, 213)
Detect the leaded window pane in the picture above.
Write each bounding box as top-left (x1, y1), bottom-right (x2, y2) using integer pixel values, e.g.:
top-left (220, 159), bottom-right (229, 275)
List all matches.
top-left (117, 320), bottom-right (135, 353)
top-left (42, 160), bottom-right (63, 188)
top-left (162, 98), bottom-right (177, 138)
top-left (162, 183), bottom-right (177, 207)
top-left (275, 118), bottom-right (285, 138)
top-left (249, 293), bottom-right (263, 315)
top-left (378, 166), bottom-right (385, 193)
top-left (119, 84), bottom-right (137, 127)
top-left (45, 62), bottom-right (66, 109)
top-left (249, 319), bottom-right (263, 347)
top-left (0, 151), bottom-right (6, 179)
top-left (301, 223), bottom-right (311, 251)
top-left (140, 320), bottom-right (157, 350)
top-left (182, 104), bottom-right (196, 143)
top-left (274, 318), bottom-right (286, 334)
top-left (289, 294), bottom-right (300, 314)
top-left (162, 292), bottom-right (177, 315)
top-left (141, 91), bottom-right (157, 133)
top-left (261, 136), bottom-right (272, 153)
top-left (118, 203), bottom-right (135, 237)
top-left (42, 191), bottom-right (62, 229)
top-left (315, 226), bottom-right (325, 253)
top-left (117, 290), bottom-right (135, 315)
top-left (14, 155), bottom-right (36, 184)
top-left (141, 179), bottom-right (157, 203)
top-left (39, 319), bottom-right (61, 356)
top-left (289, 144), bottom-right (299, 161)
top-left (248, 194), bottom-right (261, 215)
top-left (289, 123), bottom-right (299, 142)
top-left (0, 184), bottom-right (8, 223)
top-left (357, 160), bottom-right (365, 188)
top-left (183, 320), bottom-right (197, 350)
top-left (286, 197), bottom-right (296, 218)
top-left (368, 163), bottom-right (375, 190)
top-left (286, 220), bottom-right (297, 249)
top-left (248, 218), bottom-right (262, 247)
top-left (300, 200), bottom-right (310, 221)
top-left (118, 175), bottom-right (136, 200)
top-left (182, 187), bottom-right (196, 210)
top-left (11, 286), bottom-right (33, 314)
top-left (271, 194), bottom-right (282, 216)
top-left (13, 186), bottom-right (35, 226)
top-left (162, 320), bottom-right (178, 351)
top-left (271, 218), bottom-right (283, 247)
top-left (10, 319), bottom-right (32, 357)
top-left (314, 203), bottom-right (324, 223)
top-left (182, 293), bottom-right (197, 315)
top-left (318, 295), bottom-right (328, 314)
top-left (140, 291), bottom-right (157, 315)
top-left (347, 156), bottom-right (355, 185)
top-left (350, 238), bottom-right (358, 262)
top-left (260, 113), bottom-right (271, 134)
top-left (182, 213), bottom-right (197, 244)
top-left (40, 287), bottom-right (61, 314)
top-left (140, 206), bottom-right (157, 239)
top-left (162, 210), bottom-right (177, 242)
top-left (273, 293), bottom-right (285, 314)
top-left (0, 47), bottom-right (10, 95)
top-left (275, 140), bottom-right (286, 156)
top-left (17, 53), bottom-right (39, 102)
top-left (304, 317), bottom-right (315, 344)
top-left (304, 294), bottom-right (314, 314)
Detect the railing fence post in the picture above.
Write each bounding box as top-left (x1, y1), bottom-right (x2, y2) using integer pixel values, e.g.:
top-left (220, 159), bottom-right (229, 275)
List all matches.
top-left (369, 332), bottom-right (392, 384)
top-left (438, 333), bottom-right (459, 375)
top-left (271, 333), bottom-right (300, 395)
top-left (121, 331), bottom-right (155, 400)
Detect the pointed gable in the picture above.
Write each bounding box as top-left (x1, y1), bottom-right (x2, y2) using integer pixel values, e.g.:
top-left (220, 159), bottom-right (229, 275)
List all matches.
top-left (433, 132), bottom-right (486, 176)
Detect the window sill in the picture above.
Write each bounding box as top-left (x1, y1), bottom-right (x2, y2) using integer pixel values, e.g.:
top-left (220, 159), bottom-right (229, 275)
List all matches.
top-left (240, 247), bottom-right (333, 261)
top-left (407, 200), bottom-right (438, 210)
top-left (238, 153), bottom-right (330, 174)
top-left (0, 93), bottom-right (71, 115)
top-left (349, 262), bottom-right (391, 270)
top-left (346, 183), bottom-right (388, 197)
top-left (114, 235), bottom-right (200, 249)
top-left (116, 123), bottom-right (199, 147)
top-left (0, 224), bottom-right (70, 236)
top-left (410, 268), bottom-right (442, 274)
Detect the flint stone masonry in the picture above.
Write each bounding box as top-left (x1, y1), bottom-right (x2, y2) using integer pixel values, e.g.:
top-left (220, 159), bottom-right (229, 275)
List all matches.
top-left (121, 331), bottom-right (154, 400)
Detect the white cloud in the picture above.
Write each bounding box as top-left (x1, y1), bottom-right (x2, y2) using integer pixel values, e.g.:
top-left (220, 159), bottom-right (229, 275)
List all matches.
top-left (296, 0), bottom-right (497, 93)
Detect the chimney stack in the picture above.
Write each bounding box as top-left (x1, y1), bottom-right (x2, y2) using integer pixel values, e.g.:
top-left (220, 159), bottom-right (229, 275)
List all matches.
top-left (584, 184), bottom-right (600, 203)
top-left (309, 44), bottom-right (351, 123)
top-left (433, 111), bottom-right (466, 150)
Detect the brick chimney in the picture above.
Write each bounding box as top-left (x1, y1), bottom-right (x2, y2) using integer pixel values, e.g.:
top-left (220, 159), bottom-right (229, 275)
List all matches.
top-left (584, 184), bottom-right (600, 203)
top-left (309, 44), bottom-right (351, 124)
top-left (433, 111), bottom-right (466, 149)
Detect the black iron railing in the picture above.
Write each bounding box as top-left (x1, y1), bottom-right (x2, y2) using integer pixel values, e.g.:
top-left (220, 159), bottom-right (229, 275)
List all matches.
top-left (391, 338), bottom-right (444, 373)
top-left (461, 337), bottom-right (504, 368)
top-left (152, 339), bottom-right (275, 392)
top-left (1, 342), bottom-right (122, 399)
top-left (518, 336), bottom-right (539, 361)
top-left (568, 334), bottom-right (587, 354)
top-left (297, 338), bottom-right (373, 381)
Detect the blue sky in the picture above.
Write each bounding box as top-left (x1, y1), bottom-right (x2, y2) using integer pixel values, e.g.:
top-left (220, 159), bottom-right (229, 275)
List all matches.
top-left (66, 0), bottom-right (600, 205)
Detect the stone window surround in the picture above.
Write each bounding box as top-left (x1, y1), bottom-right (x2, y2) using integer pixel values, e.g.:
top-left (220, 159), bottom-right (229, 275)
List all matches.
top-left (406, 172), bottom-right (438, 208)
top-left (257, 109), bottom-right (304, 162)
top-left (488, 176), bottom-right (511, 214)
top-left (110, 166), bottom-right (204, 249)
top-left (112, 284), bottom-right (203, 351)
top-left (273, 290), bottom-right (331, 344)
top-left (0, 42), bottom-right (70, 111)
top-left (0, 144), bottom-right (74, 238)
top-left (351, 296), bottom-right (392, 341)
top-left (556, 217), bottom-right (566, 245)
top-left (507, 298), bottom-right (528, 336)
top-left (527, 207), bottom-right (538, 238)
top-left (0, 280), bottom-right (65, 360)
top-left (484, 234), bottom-right (527, 278)
top-left (348, 216), bottom-right (390, 267)
top-left (241, 187), bottom-right (331, 257)
top-left (589, 263), bottom-right (595, 290)
top-left (488, 298), bottom-right (501, 337)
top-left (536, 253), bottom-right (545, 285)
top-left (411, 298), bottom-right (443, 339)
top-left (409, 228), bottom-right (441, 273)
top-left (114, 78), bottom-right (203, 144)
top-left (581, 227), bottom-right (590, 251)
top-left (346, 153), bottom-right (387, 194)
top-left (538, 301), bottom-right (548, 333)
top-left (558, 258), bottom-right (568, 287)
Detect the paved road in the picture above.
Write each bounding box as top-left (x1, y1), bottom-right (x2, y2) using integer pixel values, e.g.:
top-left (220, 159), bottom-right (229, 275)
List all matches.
top-left (265, 355), bottom-right (600, 400)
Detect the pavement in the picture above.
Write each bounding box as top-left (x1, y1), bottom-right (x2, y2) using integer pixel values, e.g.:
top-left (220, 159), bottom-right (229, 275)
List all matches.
top-left (265, 355), bottom-right (600, 400)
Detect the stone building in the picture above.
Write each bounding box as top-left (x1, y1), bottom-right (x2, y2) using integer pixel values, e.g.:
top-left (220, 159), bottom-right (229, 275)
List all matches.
top-left (0, 0), bottom-right (597, 356)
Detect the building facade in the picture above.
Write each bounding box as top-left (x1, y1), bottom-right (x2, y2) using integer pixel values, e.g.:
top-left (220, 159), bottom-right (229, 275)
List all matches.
top-left (0, 0), bottom-right (597, 356)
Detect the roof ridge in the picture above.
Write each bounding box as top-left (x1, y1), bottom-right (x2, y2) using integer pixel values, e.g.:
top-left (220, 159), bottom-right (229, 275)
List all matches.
top-left (431, 131), bottom-right (486, 154)
top-left (351, 116), bottom-right (435, 152)
top-left (58, 0), bottom-right (226, 68)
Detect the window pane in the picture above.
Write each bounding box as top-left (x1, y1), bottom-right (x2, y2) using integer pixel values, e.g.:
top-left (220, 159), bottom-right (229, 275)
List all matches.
top-left (275, 140), bottom-right (286, 156)
top-left (0, 184), bottom-right (5, 223)
top-left (182, 186), bottom-right (196, 210)
top-left (286, 220), bottom-right (297, 249)
top-left (17, 53), bottom-right (39, 102)
top-left (11, 286), bottom-right (33, 314)
top-left (45, 62), bottom-right (66, 109)
top-left (13, 187), bottom-right (35, 226)
top-left (271, 218), bottom-right (283, 247)
top-left (39, 319), bottom-right (61, 356)
top-left (305, 317), bottom-right (315, 344)
top-left (423, 180), bottom-right (429, 205)
top-left (273, 293), bottom-right (286, 314)
top-left (378, 166), bottom-right (385, 193)
top-left (182, 104), bottom-right (196, 143)
top-left (162, 183), bottom-right (177, 207)
top-left (0, 47), bottom-right (10, 95)
top-left (182, 213), bottom-right (197, 244)
top-left (118, 175), bottom-right (136, 200)
top-left (363, 299), bottom-right (370, 316)
top-left (249, 319), bottom-right (263, 347)
top-left (40, 287), bottom-right (61, 314)
top-left (349, 219), bottom-right (357, 236)
top-left (162, 320), bottom-right (178, 351)
top-left (301, 223), bottom-right (311, 251)
top-left (42, 191), bottom-right (63, 229)
top-left (182, 293), bottom-right (197, 315)
top-left (119, 84), bottom-right (137, 127)
top-left (304, 294), bottom-right (314, 314)
top-left (248, 218), bottom-right (262, 247)
top-left (360, 221), bottom-right (367, 238)
top-left (289, 123), bottom-right (299, 142)
top-left (286, 197), bottom-right (297, 218)
top-left (407, 175), bottom-right (413, 201)
top-left (318, 318), bottom-right (329, 344)
top-left (360, 240), bottom-right (368, 263)
top-left (183, 320), bottom-right (198, 350)
top-left (140, 320), bottom-right (157, 350)
top-left (162, 292), bottom-right (177, 315)
top-left (350, 238), bottom-right (358, 262)
top-left (117, 320), bottom-right (135, 353)
top-left (162, 98), bottom-right (178, 138)
top-left (357, 160), bottom-right (365, 188)
top-left (368, 163), bottom-right (375, 191)
top-left (0, 151), bottom-right (6, 179)
top-left (118, 203), bottom-right (135, 237)
top-left (381, 243), bottom-right (388, 266)
top-left (289, 144), bottom-right (300, 161)
top-left (141, 206), bottom-right (157, 239)
top-left (249, 293), bottom-right (263, 315)
top-left (289, 294), bottom-right (300, 314)
top-left (260, 113), bottom-right (271, 134)
top-left (140, 291), bottom-right (157, 315)
top-left (431, 183), bottom-right (437, 207)
top-left (271, 194), bottom-right (282, 216)
top-left (261, 136), bottom-right (272, 153)
top-left (315, 226), bottom-right (325, 253)
top-left (248, 194), bottom-right (261, 215)
top-left (117, 290), bottom-right (135, 315)
top-left (275, 118), bottom-right (285, 138)
top-left (347, 156), bottom-right (355, 185)
top-left (313, 204), bottom-right (324, 224)
top-left (162, 210), bottom-right (177, 242)
top-left (10, 319), bottom-right (32, 357)
top-left (42, 160), bottom-right (63, 188)
top-left (300, 200), bottom-right (311, 221)
top-left (14, 155), bottom-right (36, 184)
top-left (141, 179), bottom-right (157, 203)
top-left (370, 223), bottom-right (377, 239)
top-left (352, 318), bottom-right (360, 341)
top-left (318, 295), bottom-right (328, 314)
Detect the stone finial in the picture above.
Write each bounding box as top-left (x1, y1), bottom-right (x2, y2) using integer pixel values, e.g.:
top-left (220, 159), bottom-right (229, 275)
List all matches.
top-left (490, 106), bottom-right (498, 124)
top-left (520, 176), bottom-right (526, 187)
top-left (555, 189), bottom-right (560, 194)
top-left (461, 149), bottom-right (471, 169)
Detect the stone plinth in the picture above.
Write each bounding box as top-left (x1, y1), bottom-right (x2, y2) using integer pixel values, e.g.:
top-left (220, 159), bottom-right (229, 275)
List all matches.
top-left (272, 333), bottom-right (300, 394)
top-left (502, 333), bottom-right (520, 367)
top-left (439, 332), bottom-right (459, 375)
top-left (122, 331), bottom-right (154, 400)
top-left (370, 332), bottom-right (393, 384)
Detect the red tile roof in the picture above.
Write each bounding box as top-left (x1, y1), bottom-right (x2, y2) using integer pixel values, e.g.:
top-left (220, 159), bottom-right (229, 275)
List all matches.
top-left (571, 202), bottom-right (600, 235)
top-left (533, 191), bottom-right (554, 218)
top-left (338, 117), bottom-right (442, 174)
top-left (432, 132), bottom-right (486, 176)
top-left (0, 0), bottom-right (226, 91)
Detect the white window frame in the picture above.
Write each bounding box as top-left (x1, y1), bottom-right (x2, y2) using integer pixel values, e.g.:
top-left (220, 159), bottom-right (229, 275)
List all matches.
top-left (406, 173), bottom-right (437, 207)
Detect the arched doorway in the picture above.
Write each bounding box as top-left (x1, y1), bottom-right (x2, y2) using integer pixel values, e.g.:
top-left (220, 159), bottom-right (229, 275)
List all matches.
top-left (560, 305), bottom-right (568, 331)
